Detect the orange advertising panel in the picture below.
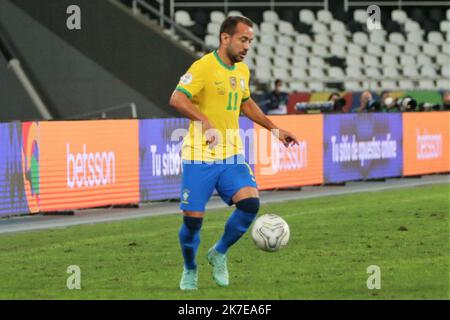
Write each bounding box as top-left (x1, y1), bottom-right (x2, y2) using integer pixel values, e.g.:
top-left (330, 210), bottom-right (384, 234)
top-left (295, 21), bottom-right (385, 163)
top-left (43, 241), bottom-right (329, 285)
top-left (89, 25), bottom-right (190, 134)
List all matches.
top-left (403, 112), bottom-right (450, 176)
top-left (254, 115), bottom-right (323, 189)
top-left (39, 120), bottom-right (139, 211)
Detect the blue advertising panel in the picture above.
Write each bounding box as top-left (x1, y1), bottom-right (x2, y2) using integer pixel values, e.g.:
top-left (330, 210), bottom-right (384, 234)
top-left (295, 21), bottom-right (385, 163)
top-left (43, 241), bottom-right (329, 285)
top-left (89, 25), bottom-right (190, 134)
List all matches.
top-left (139, 118), bottom-right (189, 202)
top-left (139, 117), bottom-right (256, 202)
top-left (0, 122), bottom-right (29, 215)
top-left (323, 114), bottom-right (403, 183)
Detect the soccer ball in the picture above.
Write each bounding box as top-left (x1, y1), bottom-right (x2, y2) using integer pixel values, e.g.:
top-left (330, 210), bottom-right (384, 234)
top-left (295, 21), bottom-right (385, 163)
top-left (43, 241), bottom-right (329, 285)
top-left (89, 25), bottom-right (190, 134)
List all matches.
top-left (251, 214), bottom-right (290, 252)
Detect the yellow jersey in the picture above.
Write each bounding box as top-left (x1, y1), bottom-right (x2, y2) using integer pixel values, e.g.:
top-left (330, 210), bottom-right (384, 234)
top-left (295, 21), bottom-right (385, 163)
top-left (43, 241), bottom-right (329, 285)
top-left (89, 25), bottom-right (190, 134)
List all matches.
top-left (176, 51), bottom-right (251, 161)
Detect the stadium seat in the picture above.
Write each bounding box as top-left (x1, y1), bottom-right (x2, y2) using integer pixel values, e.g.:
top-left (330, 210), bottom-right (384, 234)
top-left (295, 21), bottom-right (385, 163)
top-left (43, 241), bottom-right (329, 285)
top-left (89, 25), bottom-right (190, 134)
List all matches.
top-left (227, 10), bottom-right (243, 17)
top-left (391, 9), bottom-right (408, 24)
top-left (384, 43), bottom-right (401, 56)
top-left (274, 46), bottom-right (291, 59)
top-left (423, 43), bottom-right (439, 57)
top-left (427, 31), bottom-right (444, 45)
top-left (366, 67), bottom-right (383, 80)
top-left (273, 56), bottom-right (290, 68)
top-left (290, 81), bottom-right (308, 91)
top-left (260, 22), bottom-right (277, 34)
top-left (205, 34), bottom-right (219, 49)
top-left (403, 66), bottom-right (420, 78)
top-left (346, 55), bottom-right (363, 68)
top-left (437, 78), bottom-right (450, 90)
top-left (400, 55), bottom-right (415, 66)
top-left (263, 10), bottom-right (279, 23)
top-left (353, 32), bottom-right (369, 46)
top-left (332, 33), bottom-right (348, 45)
top-left (207, 22), bottom-right (221, 36)
top-left (210, 11), bottom-right (226, 24)
top-left (370, 44), bottom-right (383, 57)
top-left (346, 66), bottom-right (363, 79)
top-left (277, 34), bottom-right (294, 47)
top-left (175, 10), bottom-right (195, 27)
top-left (436, 54), bottom-right (450, 67)
top-left (329, 45), bottom-right (346, 58)
top-left (293, 45), bottom-right (309, 56)
top-left (369, 30), bottom-right (386, 46)
top-left (442, 65), bottom-right (450, 78)
top-left (440, 20), bottom-right (450, 33)
top-left (278, 21), bottom-right (296, 36)
top-left (380, 80), bottom-right (397, 90)
top-left (295, 34), bottom-right (312, 47)
top-left (404, 20), bottom-right (422, 33)
top-left (406, 32), bottom-right (423, 45)
top-left (256, 45), bottom-right (273, 58)
top-left (260, 34), bottom-right (277, 47)
top-left (272, 67), bottom-right (290, 80)
top-left (347, 43), bottom-right (363, 56)
top-left (381, 54), bottom-right (398, 67)
top-left (255, 56), bottom-right (271, 67)
top-left (299, 9), bottom-right (315, 25)
top-left (383, 67), bottom-right (400, 79)
top-left (309, 56), bottom-right (325, 68)
top-left (255, 68), bottom-right (272, 82)
top-left (291, 68), bottom-right (309, 80)
top-left (308, 81), bottom-right (325, 92)
top-left (363, 54), bottom-right (379, 68)
top-left (312, 21), bottom-right (328, 34)
top-left (344, 80), bottom-right (361, 91)
top-left (420, 65), bottom-right (437, 78)
top-left (418, 79), bottom-right (435, 90)
top-left (292, 55), bottom-right (308, 67)
top-left (328, 66), bottom-right (344, 79)
top-left (353, 9), bottom-right (367, 24)
top-left (317, 10), bottom-right (333, 24)
top-left (398, 80), bottom-right (415, 90)
top-left (330, 20), bottom-right (347, 34)
top-left (404, 43), bottom-right (420, 56)
top-left (389, 32), bottom-right (406, 45)
top-left (309, 67), bottom-right (326, 80)
top-left (312, 44), bottom-right (328, 57)
top-left (416, 54), bottom-right (433, 66)
top-left (315, 34), bottom-right (330, 46)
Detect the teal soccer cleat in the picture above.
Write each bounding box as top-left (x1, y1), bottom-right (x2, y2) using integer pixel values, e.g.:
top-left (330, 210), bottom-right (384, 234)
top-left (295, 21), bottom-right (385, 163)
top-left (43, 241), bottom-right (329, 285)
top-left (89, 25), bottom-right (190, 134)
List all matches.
top-left (179, 267), bottom-right (198, 290)
top-left (207, 247), bottom-right (229, 287)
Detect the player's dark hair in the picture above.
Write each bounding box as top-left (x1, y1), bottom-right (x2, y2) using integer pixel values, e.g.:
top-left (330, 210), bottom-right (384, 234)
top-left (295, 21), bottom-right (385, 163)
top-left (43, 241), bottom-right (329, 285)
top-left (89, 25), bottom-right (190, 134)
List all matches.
top-left (219, 16), bottom-right (253, 42)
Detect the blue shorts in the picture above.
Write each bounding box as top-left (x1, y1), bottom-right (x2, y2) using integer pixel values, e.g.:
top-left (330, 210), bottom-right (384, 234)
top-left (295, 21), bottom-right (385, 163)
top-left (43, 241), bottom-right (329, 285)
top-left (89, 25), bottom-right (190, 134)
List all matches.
top-left (180, 154), bottom-right (257, 212)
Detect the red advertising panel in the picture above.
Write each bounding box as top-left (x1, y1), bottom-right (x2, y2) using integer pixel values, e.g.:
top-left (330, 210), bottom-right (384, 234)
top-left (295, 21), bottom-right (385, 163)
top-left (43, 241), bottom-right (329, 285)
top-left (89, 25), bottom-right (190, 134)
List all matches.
top-left (39, 120), bottom-right (139, 211)
top-left (403, 112), bottom-right (450, 176)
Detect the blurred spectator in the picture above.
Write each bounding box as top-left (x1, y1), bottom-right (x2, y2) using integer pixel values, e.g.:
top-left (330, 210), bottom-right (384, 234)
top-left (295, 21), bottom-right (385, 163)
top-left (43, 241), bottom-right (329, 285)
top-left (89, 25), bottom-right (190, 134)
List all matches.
top-left (380, 91), bottom-right (400, 112)
top-left (328, 92), bottom-right (346, 113)
top-left (443, 91), bottom-right (450, 111)
top-left (357, 90), bottom-right (382, 112)
top-left (265, 79), bottom-right (288, 115)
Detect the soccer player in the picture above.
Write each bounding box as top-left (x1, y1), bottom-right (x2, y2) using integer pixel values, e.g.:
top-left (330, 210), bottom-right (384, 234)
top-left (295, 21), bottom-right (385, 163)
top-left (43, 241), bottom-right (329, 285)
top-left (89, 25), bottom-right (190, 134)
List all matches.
top-left (169, 16), bottom-right (298, 290)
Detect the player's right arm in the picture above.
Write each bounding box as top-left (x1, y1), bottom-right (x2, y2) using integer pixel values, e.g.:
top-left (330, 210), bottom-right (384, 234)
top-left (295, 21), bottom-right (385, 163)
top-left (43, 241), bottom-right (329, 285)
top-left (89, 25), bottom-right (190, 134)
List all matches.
top-left (169, 61), bottom-right (217, 146)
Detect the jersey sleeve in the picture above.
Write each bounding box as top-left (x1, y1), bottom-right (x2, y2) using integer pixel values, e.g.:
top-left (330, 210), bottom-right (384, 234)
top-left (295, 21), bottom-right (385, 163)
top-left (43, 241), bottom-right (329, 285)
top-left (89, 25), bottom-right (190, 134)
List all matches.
top-left (176, 60), bottom-right (206, 99)
top-left (242, 65), bottom-right (251, 102)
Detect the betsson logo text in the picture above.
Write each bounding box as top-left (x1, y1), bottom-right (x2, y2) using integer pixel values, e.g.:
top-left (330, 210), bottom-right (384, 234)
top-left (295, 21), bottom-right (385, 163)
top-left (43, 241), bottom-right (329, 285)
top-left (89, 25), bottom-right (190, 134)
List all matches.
top-left (67, 143), bottom-right (116, 188)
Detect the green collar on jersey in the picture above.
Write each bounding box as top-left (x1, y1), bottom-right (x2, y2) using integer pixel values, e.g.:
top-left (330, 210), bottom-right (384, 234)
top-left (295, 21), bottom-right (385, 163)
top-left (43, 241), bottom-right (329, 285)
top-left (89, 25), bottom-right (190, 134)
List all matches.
top-left (213, 50), bottom-right (236, 71)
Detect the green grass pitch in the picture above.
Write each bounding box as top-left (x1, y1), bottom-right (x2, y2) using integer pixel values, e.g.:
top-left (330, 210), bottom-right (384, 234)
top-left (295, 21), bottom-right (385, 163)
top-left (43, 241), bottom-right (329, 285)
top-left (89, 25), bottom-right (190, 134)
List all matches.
top-left (0, 183), bottom-right (448, 299)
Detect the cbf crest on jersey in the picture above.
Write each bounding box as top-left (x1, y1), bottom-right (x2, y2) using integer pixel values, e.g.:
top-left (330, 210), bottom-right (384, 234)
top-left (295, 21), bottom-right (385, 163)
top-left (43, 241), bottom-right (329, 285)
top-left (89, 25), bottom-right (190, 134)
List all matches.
top-left (229, 76), bottom-right (237, 90)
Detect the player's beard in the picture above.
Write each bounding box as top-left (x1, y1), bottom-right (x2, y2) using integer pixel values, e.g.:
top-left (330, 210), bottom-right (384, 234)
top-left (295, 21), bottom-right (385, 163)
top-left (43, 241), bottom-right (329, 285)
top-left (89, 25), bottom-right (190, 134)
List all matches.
top-left (226, 46), bottom-right (243, 63)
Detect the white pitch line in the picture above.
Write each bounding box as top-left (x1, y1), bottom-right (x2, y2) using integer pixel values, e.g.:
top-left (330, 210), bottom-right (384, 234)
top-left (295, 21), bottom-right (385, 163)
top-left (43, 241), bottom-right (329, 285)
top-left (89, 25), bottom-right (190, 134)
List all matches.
top-left (0, 174), bottom-right (448, 235)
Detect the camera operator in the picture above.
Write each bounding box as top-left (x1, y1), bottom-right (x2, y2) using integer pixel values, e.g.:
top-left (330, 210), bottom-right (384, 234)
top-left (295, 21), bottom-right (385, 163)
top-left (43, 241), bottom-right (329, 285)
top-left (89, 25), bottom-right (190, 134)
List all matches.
top-left (265, 79), bottom-right (288, 115)
top-left (358, 90), bottom-right (381, 112)
top-left (328, 92), bottom-right (346, 113)
top-left (443, 91), bottom-right (450, 111)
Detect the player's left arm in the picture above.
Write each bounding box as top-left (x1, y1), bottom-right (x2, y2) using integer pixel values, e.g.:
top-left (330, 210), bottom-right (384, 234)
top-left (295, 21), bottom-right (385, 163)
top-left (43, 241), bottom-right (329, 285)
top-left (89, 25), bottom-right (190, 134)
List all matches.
top-left (241, 98), bottom-right (298, 147)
